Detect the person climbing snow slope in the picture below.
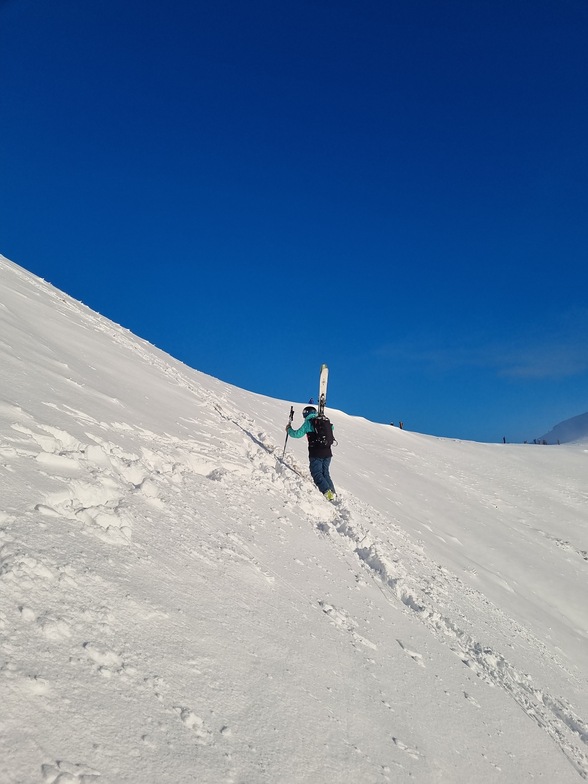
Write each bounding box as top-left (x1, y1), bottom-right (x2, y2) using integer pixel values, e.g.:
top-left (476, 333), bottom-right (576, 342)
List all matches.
top-left (286, 406), bottom-right (336, 501)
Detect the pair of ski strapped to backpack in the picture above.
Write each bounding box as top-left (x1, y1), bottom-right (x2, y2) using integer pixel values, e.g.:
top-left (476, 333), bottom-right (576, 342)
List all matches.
top-left (282, 364), bottom-right (334, 456)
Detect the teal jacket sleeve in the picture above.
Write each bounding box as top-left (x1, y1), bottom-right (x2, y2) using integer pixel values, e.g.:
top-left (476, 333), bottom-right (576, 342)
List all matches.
top-left (288, 418), bottom-right (314, 438)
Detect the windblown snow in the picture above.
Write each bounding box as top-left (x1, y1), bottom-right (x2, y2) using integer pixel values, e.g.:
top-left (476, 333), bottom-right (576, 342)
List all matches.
top-left (1, 254), bottom-right (587, 783)
top-left (540, 412), bottom-right (588, 445)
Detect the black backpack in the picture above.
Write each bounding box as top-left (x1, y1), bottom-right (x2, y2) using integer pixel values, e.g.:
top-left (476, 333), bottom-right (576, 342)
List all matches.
top-left (310, 415), bottom-right (335, 447)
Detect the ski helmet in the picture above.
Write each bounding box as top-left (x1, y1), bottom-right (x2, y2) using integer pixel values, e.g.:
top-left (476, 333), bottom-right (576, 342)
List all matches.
top-left (303, 406), bottom-right (317, 418)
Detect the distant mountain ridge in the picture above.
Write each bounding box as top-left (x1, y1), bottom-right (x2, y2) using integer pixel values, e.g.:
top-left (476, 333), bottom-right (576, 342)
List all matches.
top-left (539, 411), bottom-right (588, 444)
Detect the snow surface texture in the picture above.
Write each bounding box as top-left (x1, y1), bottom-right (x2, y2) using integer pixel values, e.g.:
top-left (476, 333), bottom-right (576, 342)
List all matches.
top-left (1, 254), bottom-right (587, 783)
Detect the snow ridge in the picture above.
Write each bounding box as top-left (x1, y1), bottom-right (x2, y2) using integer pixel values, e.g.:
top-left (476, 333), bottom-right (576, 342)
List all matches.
top-left (1, 255), bottom-right (587, 783)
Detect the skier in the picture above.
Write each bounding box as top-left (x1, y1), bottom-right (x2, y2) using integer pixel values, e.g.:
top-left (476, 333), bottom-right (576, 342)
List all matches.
top-left (286, 406), bottom-right (336, 501)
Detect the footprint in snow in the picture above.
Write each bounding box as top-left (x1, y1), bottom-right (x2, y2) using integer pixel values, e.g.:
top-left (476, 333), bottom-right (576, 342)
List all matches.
top-left (318, 601), bottom-right (377, 650)
top-left (41, 759), bottom-right (101, 782)
top-left (464, 691), bottom-right (482, 708)
top-left (37, 613), bottom-right (72, 640)
top-left (175, 707), bottom-right (213, 745)
top-left (396, 639), bottom-right (425, 667)
top-left (83, 641), bottom-right (124, 676)
top-left (392, 737), bottom-right (422, 760)
top-left (2, 664), bottom-right (53, 697)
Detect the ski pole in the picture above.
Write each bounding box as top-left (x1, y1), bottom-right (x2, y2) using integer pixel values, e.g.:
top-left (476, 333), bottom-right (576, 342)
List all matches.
top-left (282, 406), bottom-right (294, 457)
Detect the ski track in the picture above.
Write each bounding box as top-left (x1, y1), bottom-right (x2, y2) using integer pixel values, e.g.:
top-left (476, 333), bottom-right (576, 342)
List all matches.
top-left (2, 267), bottom-right (588, 780)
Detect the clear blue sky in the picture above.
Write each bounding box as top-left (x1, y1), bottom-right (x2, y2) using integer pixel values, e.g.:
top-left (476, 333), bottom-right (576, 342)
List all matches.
top-left (2, 0), bottom-right (587, 443)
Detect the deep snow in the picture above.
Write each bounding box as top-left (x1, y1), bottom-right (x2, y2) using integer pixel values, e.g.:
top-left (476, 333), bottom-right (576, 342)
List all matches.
top-left (1, 255), bottom-right (587, 783)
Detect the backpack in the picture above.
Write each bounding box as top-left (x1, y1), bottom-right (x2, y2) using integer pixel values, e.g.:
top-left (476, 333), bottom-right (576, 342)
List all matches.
top-left (310, 415), bottom-right (335, 448)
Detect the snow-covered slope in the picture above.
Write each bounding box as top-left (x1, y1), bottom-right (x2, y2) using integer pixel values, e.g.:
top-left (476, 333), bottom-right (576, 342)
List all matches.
top-left (1, 255), bottom-right (587, 783)
top-left (539, 411), bottom-right (588, 445)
